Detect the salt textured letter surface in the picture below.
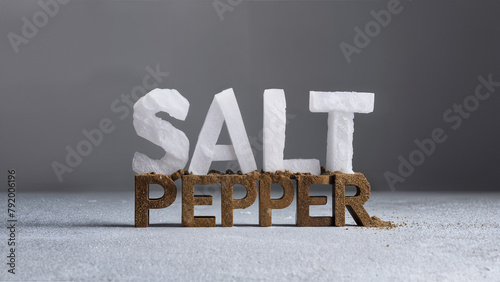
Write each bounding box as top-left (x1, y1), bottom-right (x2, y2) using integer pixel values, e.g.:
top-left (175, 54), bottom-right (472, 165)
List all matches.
top-left (309, 91), bottom-right (374, 113)
top-left (132, 88), bottom-right (190, 174)
top-left (263, 89), bottom-right (286, 171)
top-left (189, 89), bottom-right (257, 174)
top-left (310, 91), bottom-right (374, 174)
top-left (263, 89), bottom-right (320, 174)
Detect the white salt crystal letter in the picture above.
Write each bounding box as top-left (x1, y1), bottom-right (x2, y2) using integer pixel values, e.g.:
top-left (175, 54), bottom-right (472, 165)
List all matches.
top-left (189, 89), bottom-right (257, 174)
top-left (263, 89), bottom-right (320, 174)
top-left (132, 88), bottom-right (190, 174)
top-left (263, 89), bottom-right (286, 172)
top-left (283, 159), bottom-right (320, 174)
top-left (310, 91), bottom-right (374, 174)
top-left (310, 91), bottom-right (374, 113)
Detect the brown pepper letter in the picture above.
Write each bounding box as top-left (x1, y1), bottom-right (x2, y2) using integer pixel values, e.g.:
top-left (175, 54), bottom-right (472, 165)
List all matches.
top-left (182, 175), bottom-right (219, 227)
top-left (333, 172), bottom-right (372, 226)
top-left (221, 175), bottom-right (258, 227)
top-left (296, 175), bottom-right (333, 227)
top-left (259, 175), bottom-right (294, 227)
top-left (135, 174), bottom-right (178, 228)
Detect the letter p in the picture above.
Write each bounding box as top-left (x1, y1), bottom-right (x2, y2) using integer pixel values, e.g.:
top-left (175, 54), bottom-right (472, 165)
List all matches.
top-left (135, 174), bottom-right (178, 227)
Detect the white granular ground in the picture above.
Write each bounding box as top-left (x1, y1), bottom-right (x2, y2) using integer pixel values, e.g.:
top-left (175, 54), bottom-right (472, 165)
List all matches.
top-left (2, 191), bottom-right (499, 281)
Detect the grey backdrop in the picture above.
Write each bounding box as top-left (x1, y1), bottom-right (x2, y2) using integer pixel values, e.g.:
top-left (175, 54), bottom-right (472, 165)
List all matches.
top-left (1, 0), bottom-right (499, 192)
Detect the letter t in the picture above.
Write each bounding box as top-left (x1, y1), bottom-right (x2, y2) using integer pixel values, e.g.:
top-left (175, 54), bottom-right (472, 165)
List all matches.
top-left (309, 91), bottom-right (374, 173)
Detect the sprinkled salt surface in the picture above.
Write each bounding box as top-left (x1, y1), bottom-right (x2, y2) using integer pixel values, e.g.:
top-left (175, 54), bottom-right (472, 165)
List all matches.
top-left (5, 192), bottom-right (500, 281)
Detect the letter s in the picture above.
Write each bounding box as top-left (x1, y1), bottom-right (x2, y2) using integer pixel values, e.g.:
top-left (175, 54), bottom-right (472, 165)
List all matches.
top-left (132, 88), bottom-right (190, 175)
